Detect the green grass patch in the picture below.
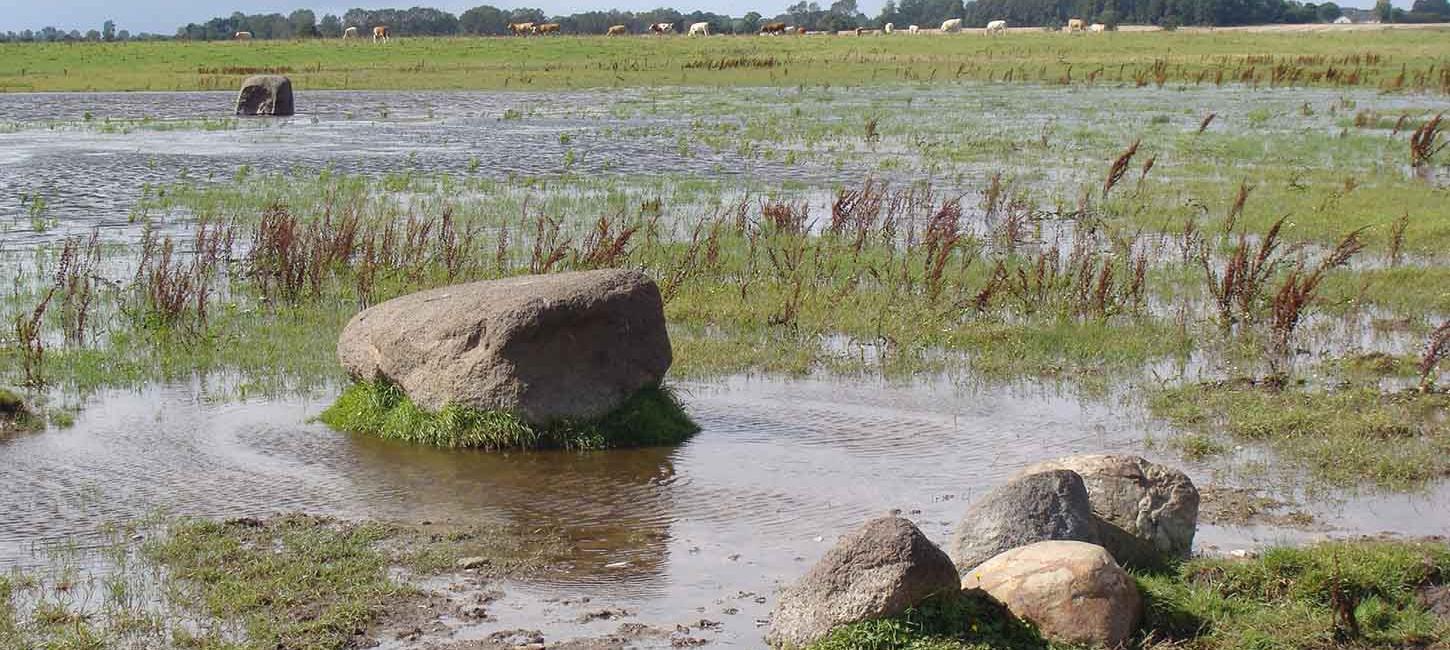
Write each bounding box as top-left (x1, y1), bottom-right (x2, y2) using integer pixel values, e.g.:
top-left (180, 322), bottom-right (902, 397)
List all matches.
top-left (1151, 383), bottom-right (1450, 489)
top-left (1138, 539), bottom-right (1450, 649)
top-left (805, 589), bottom-right (1051, 650)
top-left (2, 30), bottom-right (1447, 92)
top-left (144, 514), bottom-right (402, 650)
top-left (319, 379), bottom-right (699, 450)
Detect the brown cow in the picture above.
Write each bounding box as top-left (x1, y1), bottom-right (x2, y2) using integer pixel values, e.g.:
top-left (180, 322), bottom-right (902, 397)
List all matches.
top-left (373, 25), bottom-right (389, 42)
top-left (760, 21), bottom-right (787, 34)
top-left (535, 23), bottom-right (560, 34)
top-left (234, 31), bottom-right (252, 40)
top-left (509, 22), bottom-right (535, 35)
top-left (794, 26), bottom-right (807, 34)
top-left (649, 22), bottom-right (673, 34)
top-left (607, 25), bottom-right (627, 35)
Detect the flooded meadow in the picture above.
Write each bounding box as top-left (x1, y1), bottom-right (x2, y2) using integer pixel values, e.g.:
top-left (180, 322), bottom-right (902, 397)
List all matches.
top-left (2, 82), bottom-right (1448, 647)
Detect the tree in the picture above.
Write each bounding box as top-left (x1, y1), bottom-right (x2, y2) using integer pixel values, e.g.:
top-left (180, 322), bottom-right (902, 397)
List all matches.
top-left (1375, 0), bottom-right (1394, 20)
top-left (1410, 0), bottom-right (1450, 16)
top-left (1315, 2), bottom-right (1342, 20)
top-left (741, 11), bottom-right (763, 31)
top-left (289, 9), bottom-right (318, 37)
top-left (85, 29), bottom-right (101, 41)
top-left (117, 29), bottom-right (131, 41)
top-left (826, 0), bottom-right (866, 29)
top-left (319, 14), bottom-right (343, 37)
top-left (461, 5), bottom-right (509, 34)
top-left (102, 20), bottom-right (116, 41)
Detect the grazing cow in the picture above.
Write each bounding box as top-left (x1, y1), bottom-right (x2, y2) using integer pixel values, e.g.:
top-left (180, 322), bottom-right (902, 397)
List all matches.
top-left (909, 24), bottom-right (920, 33)
top-left (855, 27), bottom-right (867, 36)
top-left (1067, 18), bottom-right (1084, 32)
top-left (649, 22), bottom-right (673, 34)
top-left (986, 20), bottom-right (1007, 33)
top-left (761, 21), bottom-right (787, 34)
top-left (234, 31), bottom-right (253, 40)
top-left (536, 23), bottom-right (560, 34)
top-left (342, 26), bottom-right (359, 39)
top-left (941, 18), bottom-right (963, 32)
top-left (608, 25), bottom-right (627, 36)
top-left (794, 25), bottom-right (807, 34)
top-left (1089, 23), bottom-right (1107, 32)
top-left (884, 22), bottom-right (894, 33)
top-left (373, 25), bottom-right (389, 42)
top-left (688, 22), bottom-right (710, 36)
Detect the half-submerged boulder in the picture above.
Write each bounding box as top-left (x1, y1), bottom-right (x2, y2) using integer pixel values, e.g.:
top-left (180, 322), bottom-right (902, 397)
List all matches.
top-left (951, 469), bottom-right (1100, 574)
top-left (0, 388), bottom-right (39, 436)
top-left (767, 516), bottom-right (959, 648)
top-left (235, 75), bottom-right (294, 116)
top-left (332, 270), bottom-right (689, 449)
top-left (964, 541), bottom-right (1142, 649)
top-left (1020, 455), bottom-right (1199, 568)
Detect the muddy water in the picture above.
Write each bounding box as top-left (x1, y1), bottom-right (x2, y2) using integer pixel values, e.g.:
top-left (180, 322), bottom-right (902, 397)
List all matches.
top-left (5, 377), bottom-right (1448, 645)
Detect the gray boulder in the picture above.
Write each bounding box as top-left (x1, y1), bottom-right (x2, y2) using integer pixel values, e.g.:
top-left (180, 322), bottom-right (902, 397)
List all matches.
top-left (235, 75), bottom-right (294, 116)
top-left (951, 469), bottom-right (1100, 574)
top-left (767, 516), bottom-right (959, 648)
top-left (1020, 455), bottom-right (1199, 568)
top-left (338, 269), bottom-right (672, 425)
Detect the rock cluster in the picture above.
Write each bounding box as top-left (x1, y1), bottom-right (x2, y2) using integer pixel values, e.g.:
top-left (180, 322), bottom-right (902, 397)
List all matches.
top-left (767, 454), bottom-right (1200, 648)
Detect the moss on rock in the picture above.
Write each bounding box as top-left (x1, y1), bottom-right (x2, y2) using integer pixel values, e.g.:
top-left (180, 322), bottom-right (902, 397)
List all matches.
top-left (319, 379), bottom-right (698, 450)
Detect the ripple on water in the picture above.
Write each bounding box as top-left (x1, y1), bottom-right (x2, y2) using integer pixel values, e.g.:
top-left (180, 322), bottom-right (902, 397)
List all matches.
top-left (3, 376), bottom-right (1449, 643)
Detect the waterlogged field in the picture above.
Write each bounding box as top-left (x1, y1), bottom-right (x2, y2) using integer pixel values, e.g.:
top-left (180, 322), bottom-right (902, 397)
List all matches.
top-left (1, 64), bottom-right (1449, 647)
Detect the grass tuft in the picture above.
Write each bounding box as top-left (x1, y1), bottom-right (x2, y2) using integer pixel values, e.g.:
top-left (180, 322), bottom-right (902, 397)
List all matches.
top-left (805, 589), bottom-right (1048, 650)
top-left (1138, 539), bottom-right (1450, 649)
top-left (319, 379), bottom-right (698, 450)
top-left (1151, 382), bottom-right (1450, 489)
top-left (144, 514), bottom-right (400, 650)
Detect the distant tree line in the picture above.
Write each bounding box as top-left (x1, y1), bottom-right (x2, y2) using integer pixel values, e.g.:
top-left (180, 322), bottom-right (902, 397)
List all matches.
top-left (0, 19), bottom-right (167, 42)
top-left (1, 0), bottom-right (1446, 43)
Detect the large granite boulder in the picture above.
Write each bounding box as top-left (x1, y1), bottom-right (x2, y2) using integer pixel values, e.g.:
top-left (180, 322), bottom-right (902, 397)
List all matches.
top-left (1020, 455), bottom-right (1198, 568)
top-left (951, 469), bottom-right (1100, 574)
top-left (964, 541), bottom-right (1142, 648)
top-left (767, 516), bottom-right (959, 648)
top-left (235, 75), bottom-right (294, 116)
top-left (338, 269), bottom-right (672, 425)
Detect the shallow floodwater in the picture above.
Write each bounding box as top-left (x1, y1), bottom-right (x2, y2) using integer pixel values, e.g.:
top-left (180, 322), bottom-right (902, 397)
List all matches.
top-left (3, 85), bottom-right (1449, 645)
top-left (2, 85), bottom-right (1436, 249)
top-left (4, 377), bottom-right (1448, 645)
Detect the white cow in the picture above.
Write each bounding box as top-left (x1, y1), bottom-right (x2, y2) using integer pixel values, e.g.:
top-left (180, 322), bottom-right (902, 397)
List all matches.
top-left (941, 18), bottom-right (963, 32)
top-left (649, 22), bottom-right (674, 34)
top-left (688, 22), bottom-right (710, 36)
top-left (1089, 23), bottom-right (1107, 32)
top-left (908, 24), bottom-right (920, 33)
top-left (884, 22), bottom-right (894, 34)
top-left (986, 20), bottom-right (1007, 33)
top-left (1066, 18), bottom-right (1084, 32)
top-left (342, 26), bottom-right (359, 39)
top-left (234, 31), bottom-right (253, 40)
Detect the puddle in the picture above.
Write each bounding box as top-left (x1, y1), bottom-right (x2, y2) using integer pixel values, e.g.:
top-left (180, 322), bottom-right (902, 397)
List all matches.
top-left (3, 376), bottom-right (1446, 645)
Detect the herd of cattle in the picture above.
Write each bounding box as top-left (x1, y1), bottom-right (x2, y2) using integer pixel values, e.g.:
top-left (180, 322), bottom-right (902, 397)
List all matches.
top-left (230, 18), bottom-right (1113, 40)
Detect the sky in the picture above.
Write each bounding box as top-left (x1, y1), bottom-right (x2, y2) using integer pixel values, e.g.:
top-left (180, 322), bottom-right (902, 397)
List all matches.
top-left (2, 0), bottom-right (1391, 34)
